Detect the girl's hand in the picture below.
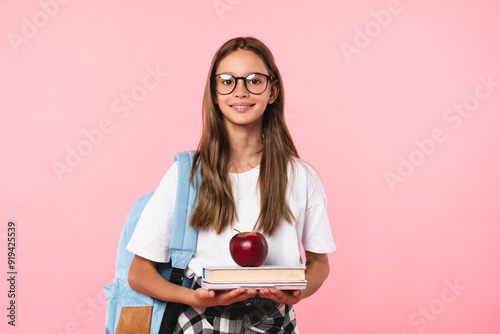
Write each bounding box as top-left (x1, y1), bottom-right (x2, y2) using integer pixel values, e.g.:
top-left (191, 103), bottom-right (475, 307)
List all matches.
top-left (257, 288), bottom-right (304, 305)
top-left (191, 287), bottom-right (257, 308)
top-left (259, 251), bottom-right (330, 305)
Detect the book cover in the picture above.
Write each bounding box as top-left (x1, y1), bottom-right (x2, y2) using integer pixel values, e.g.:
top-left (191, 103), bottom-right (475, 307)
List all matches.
top-left (202, 265), bottom-right (306, 284)
top-left (201, 279), bottom-right (307, 290)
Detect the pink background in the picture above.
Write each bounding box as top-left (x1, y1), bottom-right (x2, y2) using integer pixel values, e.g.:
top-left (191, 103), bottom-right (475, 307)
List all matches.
top-left (1, 0), bottom-right (500, 333)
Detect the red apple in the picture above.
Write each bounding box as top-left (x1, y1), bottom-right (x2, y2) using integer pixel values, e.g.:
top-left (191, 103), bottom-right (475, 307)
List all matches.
top-left (229, 230), bottom-right (268, 267)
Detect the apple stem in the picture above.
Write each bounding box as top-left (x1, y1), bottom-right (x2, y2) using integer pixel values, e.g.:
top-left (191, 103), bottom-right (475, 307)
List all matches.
top-left (234, 228), bottom-right (241, 234)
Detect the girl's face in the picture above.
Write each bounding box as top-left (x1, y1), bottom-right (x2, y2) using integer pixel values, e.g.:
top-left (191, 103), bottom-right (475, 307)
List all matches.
top-left (214, 50), bottom-right (278, 131)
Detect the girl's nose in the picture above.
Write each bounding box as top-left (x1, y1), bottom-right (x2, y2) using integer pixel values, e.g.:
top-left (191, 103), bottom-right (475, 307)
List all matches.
top-left (233, 78), bottom-right (249, 97)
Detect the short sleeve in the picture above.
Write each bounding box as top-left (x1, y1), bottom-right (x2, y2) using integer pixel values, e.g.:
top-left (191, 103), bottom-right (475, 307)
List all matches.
top-left (300, 163), bottom-right (336, 254)
top-left (126, 162), bottom-right (178, 263)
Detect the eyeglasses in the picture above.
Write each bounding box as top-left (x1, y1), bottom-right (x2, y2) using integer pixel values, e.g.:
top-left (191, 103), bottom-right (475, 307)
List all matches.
top-left (213, 73), bottom-right (273, 95)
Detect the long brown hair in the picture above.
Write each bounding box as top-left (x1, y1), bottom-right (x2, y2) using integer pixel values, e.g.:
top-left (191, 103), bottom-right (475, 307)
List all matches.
top-left (189, 36), bottom-right (299, 236)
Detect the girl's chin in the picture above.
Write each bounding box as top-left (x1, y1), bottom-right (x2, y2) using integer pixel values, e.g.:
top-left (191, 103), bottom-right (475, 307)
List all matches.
top-left (223, 116), bottom-right (264, 129)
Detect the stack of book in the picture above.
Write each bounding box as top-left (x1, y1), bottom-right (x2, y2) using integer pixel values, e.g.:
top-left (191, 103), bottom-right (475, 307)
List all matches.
top-left (201, 265), bottom-right (307, 290)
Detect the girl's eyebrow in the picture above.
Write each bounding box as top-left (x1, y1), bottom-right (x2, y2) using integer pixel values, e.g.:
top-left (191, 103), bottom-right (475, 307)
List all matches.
top-left (216, 71), bottom-right (270, 76)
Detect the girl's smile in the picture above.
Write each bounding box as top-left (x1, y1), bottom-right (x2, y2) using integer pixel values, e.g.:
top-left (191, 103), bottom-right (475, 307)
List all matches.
top-left (229, 102), bottom-right (256, 112)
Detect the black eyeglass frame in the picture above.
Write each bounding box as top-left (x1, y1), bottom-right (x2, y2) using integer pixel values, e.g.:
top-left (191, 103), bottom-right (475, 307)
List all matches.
top-left (212, 73), bottom-right (274, 95)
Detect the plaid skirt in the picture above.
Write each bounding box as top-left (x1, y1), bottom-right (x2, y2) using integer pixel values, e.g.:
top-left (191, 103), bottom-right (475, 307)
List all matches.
top-left (174, 295), bottom-right (299, 334)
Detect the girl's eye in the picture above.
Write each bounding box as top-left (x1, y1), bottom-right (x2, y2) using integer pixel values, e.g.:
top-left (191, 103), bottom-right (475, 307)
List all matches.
top-left (218, 74), bottom-right (234, 86)
top-left (248, 79), bottom-right (261, 85)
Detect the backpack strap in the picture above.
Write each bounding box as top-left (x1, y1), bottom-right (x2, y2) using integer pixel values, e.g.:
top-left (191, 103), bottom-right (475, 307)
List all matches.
top-left (169, 151), bottom-right (199, 270)
top-left (159, 151), bottom-right (199, 334)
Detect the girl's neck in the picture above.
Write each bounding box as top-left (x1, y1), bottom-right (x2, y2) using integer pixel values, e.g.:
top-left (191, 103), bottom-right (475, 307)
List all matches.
top-left (225, 122), bottom-right (263, 173)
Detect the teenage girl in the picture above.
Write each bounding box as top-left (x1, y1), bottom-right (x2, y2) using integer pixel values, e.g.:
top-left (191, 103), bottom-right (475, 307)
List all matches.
top-left (127, 36), bottom-right (336, 333)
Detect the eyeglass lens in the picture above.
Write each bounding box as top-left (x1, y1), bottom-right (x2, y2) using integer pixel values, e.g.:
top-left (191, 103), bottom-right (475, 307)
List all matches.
top-left (214, 73), bottom-right (269, 95)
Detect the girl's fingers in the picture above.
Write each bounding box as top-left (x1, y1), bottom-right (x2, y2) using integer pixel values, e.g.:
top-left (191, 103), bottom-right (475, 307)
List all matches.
top-left (195, 287), bottom-right (259, 307)
top-left (293, 290), bottom-right (303, 298)
top-left (205, 288), bottom-right (256, 301)
top-left (196, 288), bottom-right (214, 299)
top-left (223, 288), bottom-right (257, 303)
top-left (258, 288), bottom-right (302, 304)
top-left (226, 288), bottom-right (246, 297)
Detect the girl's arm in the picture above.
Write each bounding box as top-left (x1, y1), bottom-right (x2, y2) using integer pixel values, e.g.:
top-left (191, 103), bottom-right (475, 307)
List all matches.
top-left (128, 254), bottom-right (257, 307)
top-left (258, 251), bottom-right (330, 304)
top-left (302, 251), bottom-right (331, 298)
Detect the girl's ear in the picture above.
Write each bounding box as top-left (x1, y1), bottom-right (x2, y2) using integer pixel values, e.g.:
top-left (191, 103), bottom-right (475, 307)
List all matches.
top-left (268, 81), bottom-right (279, 104)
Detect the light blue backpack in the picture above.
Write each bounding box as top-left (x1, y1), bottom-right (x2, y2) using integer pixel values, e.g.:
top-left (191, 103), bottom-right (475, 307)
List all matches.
top-left (104, 151), bottom-right (199, 334)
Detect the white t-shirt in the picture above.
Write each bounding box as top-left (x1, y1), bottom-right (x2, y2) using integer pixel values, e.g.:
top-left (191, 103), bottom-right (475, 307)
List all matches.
top-left (126, 158), bottom-right (336, 278)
